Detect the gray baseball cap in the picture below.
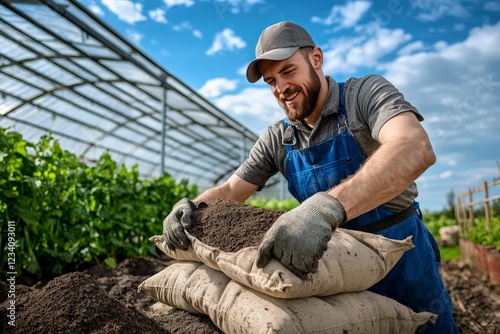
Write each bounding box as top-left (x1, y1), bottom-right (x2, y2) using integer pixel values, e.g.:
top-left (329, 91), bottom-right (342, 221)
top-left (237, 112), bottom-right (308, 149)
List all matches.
top-left (246, 21), bottom-right (316, 83)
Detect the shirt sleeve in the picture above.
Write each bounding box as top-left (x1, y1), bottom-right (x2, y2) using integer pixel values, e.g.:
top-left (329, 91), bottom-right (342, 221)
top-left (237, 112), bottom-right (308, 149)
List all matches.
top-left (234, 121), bottom-right (284, 188)
top-left (352, 74), bottom-right (423, 142)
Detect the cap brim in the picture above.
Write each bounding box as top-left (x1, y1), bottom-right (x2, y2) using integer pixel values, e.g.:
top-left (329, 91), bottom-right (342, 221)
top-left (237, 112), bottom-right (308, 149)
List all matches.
top-left (246, 46), bottom-right (299, 83)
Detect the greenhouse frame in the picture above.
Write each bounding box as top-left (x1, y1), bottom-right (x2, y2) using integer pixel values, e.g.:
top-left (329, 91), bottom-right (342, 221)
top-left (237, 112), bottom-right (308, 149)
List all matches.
top-left (0, 0), bottom-right (285, 195)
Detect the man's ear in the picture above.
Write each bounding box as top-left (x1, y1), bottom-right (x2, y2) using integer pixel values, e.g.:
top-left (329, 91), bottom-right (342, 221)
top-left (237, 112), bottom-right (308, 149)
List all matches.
top-left (310, 47), bottom-right (323, 70)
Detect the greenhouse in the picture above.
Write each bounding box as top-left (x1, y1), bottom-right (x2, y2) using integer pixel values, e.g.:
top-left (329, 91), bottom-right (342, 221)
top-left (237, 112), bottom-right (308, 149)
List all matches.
top-left (0, 0), bottom-right (284, 194)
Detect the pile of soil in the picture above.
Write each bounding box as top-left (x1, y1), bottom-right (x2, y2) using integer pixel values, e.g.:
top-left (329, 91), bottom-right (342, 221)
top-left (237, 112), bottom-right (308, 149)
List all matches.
top-left (0, 256), bottom-right (221, 334)
top-left (1, 200), bottom-right (499, 333)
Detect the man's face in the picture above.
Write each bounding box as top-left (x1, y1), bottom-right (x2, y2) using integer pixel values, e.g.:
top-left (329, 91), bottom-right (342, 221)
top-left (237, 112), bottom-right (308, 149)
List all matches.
top-left (259, 50), bottom-right (321, 122)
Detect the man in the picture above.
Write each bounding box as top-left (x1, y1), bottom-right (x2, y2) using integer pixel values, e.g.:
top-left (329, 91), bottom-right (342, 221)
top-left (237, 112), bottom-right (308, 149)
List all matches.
top-left (163, 21), bottom-right (459, 333)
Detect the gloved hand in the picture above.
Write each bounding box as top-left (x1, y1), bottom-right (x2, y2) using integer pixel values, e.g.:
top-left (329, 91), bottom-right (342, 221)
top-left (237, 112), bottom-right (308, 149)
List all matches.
top-left (256, 192), bottom-right (346, 279)
top-left (163, 199), bottom-right (206, 250)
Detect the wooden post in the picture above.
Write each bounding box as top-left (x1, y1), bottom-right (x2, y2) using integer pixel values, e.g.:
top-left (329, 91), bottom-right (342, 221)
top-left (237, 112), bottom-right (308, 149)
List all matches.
top-left (468, 189), bottom-right (474, 226)
top-left (455, 196), bottom-right (461, 237)
top-left (461, 194), bottom-right (468, 238)
top-left (482, 181), bottom-right (491, 223)
top-left (456, 179), bottom-right (500, 241)
top-left (456, 196), bottom-right (464, 238)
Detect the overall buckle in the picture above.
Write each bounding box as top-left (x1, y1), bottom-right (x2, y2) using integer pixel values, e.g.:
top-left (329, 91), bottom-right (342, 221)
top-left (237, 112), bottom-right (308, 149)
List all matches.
top-left (282, 125), bottom-right (296, 145)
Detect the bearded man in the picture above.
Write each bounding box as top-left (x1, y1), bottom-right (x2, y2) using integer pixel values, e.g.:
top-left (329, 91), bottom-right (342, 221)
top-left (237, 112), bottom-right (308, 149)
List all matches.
top-left (163, 21), bottom-right (459, 334)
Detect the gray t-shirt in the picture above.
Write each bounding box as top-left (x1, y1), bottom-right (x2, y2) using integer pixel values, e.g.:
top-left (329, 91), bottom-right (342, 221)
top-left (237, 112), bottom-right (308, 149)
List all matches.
top-left (235, 74), bottom-right (423, 211)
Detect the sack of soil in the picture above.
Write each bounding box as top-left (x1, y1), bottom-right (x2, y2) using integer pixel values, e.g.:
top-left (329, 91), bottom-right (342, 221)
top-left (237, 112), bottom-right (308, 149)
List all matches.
top-left (151, 200), bottom-right (414, 298)
top-left (138, 261), bottom-right (437, 334)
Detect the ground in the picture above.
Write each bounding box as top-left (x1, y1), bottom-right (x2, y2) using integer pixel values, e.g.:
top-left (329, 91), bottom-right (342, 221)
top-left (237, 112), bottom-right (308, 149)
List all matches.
top-left (1, 201), bottom-right (499, 333)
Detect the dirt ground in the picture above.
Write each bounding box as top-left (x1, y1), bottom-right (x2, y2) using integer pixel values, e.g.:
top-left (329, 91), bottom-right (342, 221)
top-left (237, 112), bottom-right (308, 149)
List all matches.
top-left (1, 200), bottom-right (499, 333)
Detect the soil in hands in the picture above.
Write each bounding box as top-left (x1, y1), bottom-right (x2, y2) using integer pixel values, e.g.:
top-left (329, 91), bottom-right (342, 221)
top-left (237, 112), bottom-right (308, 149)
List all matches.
top-left (189, 199), bottom-right (285, 251)
top-left (0, 200), bottom-right (498, 333)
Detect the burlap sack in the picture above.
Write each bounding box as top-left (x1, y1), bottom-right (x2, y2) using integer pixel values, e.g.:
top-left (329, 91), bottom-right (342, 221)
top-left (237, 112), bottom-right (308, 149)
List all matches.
top-left (138, 261), bottom-right (437, 334)
top-left (150, 228), bottom-right (414, 298)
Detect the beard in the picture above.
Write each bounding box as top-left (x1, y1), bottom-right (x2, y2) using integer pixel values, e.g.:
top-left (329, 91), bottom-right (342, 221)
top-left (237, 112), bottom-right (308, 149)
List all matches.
top-left (278, 63), bottom-right (321, 122)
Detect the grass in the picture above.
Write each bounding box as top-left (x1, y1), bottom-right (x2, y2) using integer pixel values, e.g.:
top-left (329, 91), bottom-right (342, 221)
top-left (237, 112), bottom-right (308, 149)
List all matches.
top-left (439, 245), bottom-right (461, 261)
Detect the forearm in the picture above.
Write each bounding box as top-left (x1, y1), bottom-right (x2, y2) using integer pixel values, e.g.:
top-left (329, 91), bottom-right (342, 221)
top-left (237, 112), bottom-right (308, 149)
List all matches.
top-left (328, 138), bottom-right (435, 220)
top-left (193, 185), bottom-right (232, 205)
top-left (193, 173), bottom-right (259, 205)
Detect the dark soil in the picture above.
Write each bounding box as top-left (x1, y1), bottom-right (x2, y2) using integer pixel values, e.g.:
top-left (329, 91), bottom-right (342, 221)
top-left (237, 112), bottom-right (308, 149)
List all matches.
top-left (1, 200), bottom-right (499, 333)
top-left (440, 260), bottom-right (500, 333)
top-left (189, 199), bottom-right (285, 251)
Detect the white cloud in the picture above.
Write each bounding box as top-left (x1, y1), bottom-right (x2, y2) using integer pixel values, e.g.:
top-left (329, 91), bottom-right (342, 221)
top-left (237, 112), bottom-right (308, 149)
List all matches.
top-left (416, 162), bottom-right (500, 211)
top-left (212, 0), bottom-right (263, 16)
top-left (102, 0), bottom-right (146, 24)
top-left (453, 166), bottom-right (499, 191)
top-left (398, 41), bottom-right (425, 55)
top-left (440, 171), bottom-right (453, 179)
top-left (199, 78), bottom-right (238, 98)
top-left (149, 8), bottom-right (167, 24)
top-left (206, 28), bottom-right (246, 56)
top-left (172, 21), bottom-right (192, 32)
top-left (311, 1), bottom-right (372, 28)
top-left (237, 64), bottom-right (249, 77)
top-left (384, 23), bottom-right (500, 90)
top-left (433, 40), bottom-right (448, 51)
top-left (212, 87), bottom-right (283, 135)
top-left (170, 22), bottom-right (202, 38)
top-left (164, 0), bottom-right (195, 8)
top-left (193, 30), bottom-right (202, 39)
top-left (411, 0), bottom-right (469, 22)
top-left (322, 24), bottom-right (411, 74)
top-left (380, 23), bottom-right (500, 209)
top-left (89, 3), bottom-right (104, 16)
top-left (312, 1), bottom-right (372, 28)
top-left (126, 29), bottom-right (143, 46)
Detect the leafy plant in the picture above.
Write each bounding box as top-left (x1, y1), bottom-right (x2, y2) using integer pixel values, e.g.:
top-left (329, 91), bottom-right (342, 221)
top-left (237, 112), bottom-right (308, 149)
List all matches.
top-left (246, 197), bottom-right (299, 211)
top-left (468, 217), bottom-right (500, 248)
top-left (0, 128), bottom-right (198, 280)
top-left (422, 212), bottom-right (458, 238)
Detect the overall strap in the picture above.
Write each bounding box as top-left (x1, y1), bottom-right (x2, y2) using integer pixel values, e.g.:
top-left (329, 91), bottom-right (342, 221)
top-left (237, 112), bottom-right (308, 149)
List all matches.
top-left (337, 81), bottom-right (349, 134)
top-left (282, 117), bottom-right (296, 145)
top-left (338, 81), bottom-right (345, 114)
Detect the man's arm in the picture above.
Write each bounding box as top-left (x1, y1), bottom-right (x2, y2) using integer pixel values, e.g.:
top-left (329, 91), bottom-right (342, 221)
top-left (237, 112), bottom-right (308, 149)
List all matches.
top-left (193, 173), bottom-right (260, 205)
top-left (328, 111), bottom-right (436, 220)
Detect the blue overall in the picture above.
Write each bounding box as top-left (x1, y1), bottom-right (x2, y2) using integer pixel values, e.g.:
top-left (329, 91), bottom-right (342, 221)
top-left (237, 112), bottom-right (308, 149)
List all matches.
top-left (282, 83), bottom-right (459, 333)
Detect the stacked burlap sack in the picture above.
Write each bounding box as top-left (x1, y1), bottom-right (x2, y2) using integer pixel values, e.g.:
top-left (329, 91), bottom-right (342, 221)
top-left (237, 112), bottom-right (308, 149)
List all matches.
top-left (139, 227), bottom-right (437, 333)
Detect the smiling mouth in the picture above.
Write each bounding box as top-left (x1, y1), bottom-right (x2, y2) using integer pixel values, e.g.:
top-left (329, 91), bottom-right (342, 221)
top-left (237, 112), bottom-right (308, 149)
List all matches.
top-left (283, 91), bottom-right (298, 102)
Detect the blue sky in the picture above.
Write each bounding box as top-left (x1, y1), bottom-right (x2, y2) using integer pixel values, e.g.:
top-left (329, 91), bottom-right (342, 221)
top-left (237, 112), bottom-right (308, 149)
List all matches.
top-left (81, 0), bottom-right (500, 212)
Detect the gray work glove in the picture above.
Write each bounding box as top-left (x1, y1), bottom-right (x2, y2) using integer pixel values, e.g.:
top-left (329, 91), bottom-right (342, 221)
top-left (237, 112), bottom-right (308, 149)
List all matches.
top-left (256, 192), bottom-right (346, 279)
top-left (163, 199), bottom-right (206, 250)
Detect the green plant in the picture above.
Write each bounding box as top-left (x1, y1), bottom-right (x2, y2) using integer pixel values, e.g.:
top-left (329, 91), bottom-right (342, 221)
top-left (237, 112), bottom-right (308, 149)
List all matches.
top-left (0, 128), bottom-right (198, 280)
top-left (246, 197), bottom-right (299, 211)
top-left (422, 213), bottom-right (458, 239)
top-left (468, 217), bottom-right (500, 248)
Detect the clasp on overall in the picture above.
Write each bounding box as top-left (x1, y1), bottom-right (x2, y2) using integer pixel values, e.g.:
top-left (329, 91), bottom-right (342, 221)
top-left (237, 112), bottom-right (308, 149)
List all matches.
top-left (282, 125), bottom-right (297, 145)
